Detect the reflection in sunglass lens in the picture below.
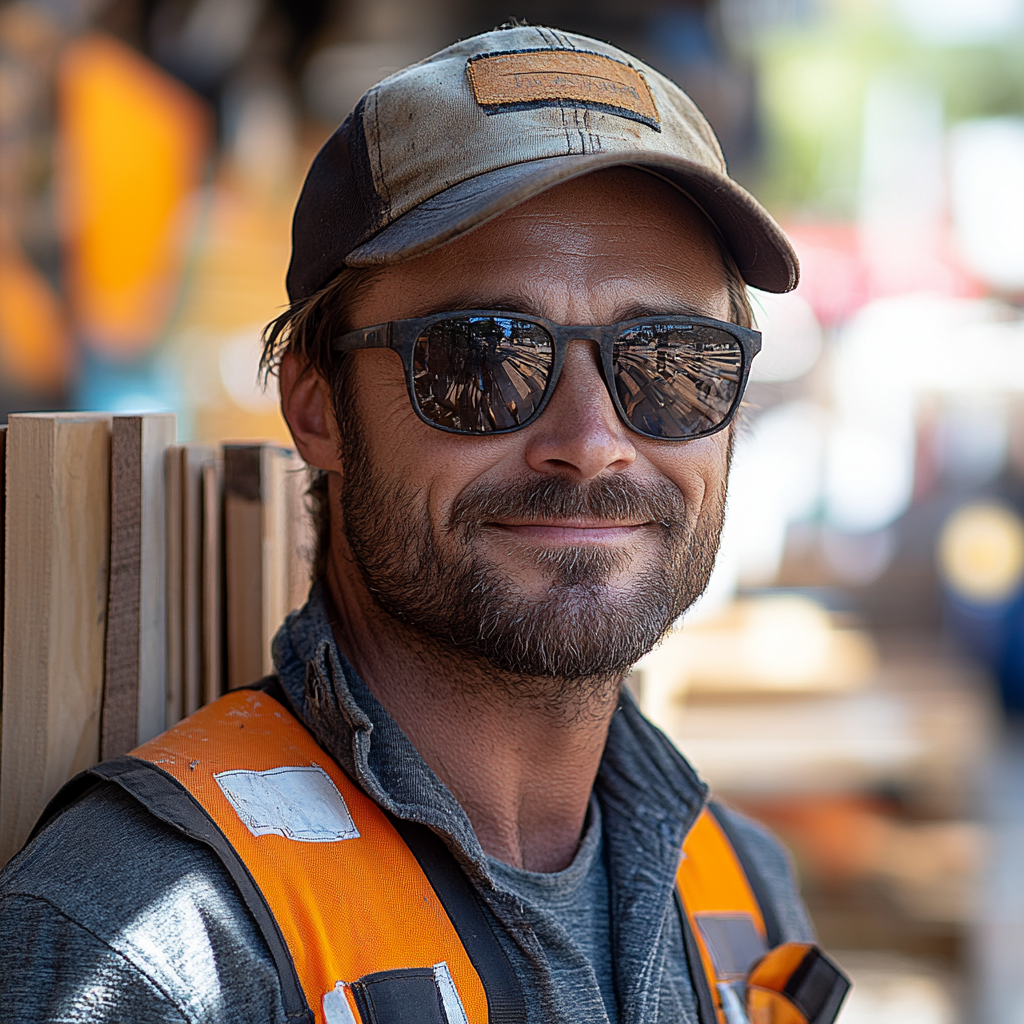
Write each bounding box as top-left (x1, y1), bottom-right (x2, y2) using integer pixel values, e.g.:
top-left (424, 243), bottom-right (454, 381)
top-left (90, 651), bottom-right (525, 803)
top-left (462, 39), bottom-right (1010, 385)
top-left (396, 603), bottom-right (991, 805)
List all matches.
top-left (613, 323), bottom-right (744, 438)
top-left (413, 317), bottom-right (554, 432)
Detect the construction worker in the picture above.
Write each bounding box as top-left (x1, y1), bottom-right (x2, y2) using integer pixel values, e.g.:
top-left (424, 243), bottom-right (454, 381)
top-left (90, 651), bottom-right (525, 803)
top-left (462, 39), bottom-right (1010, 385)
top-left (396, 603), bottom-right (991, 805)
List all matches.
top-left (0, 25), bottom-right (848, 1024)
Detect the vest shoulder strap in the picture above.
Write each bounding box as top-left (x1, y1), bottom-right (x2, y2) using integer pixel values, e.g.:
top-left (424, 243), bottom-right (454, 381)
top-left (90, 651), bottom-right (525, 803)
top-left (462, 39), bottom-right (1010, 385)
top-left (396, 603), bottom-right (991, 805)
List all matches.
top-left (677, 803), bottom-right (769, 1024)
top-left (125, 689), bottom-right (522, 1024)
top-left (27, 750), bottom-right (313, 1021)
top-left (678, 805), bottom-right (850, 1024)
top-left (707, 802), bottom-right (783, 948)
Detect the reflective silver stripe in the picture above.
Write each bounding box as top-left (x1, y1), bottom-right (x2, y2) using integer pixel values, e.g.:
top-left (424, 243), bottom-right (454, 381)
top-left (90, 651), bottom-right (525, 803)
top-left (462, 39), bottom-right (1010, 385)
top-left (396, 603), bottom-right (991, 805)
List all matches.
top-left (434, 962), bottom-right (470, 1024)
top-left (323, 982), bottom-right (358, 1024)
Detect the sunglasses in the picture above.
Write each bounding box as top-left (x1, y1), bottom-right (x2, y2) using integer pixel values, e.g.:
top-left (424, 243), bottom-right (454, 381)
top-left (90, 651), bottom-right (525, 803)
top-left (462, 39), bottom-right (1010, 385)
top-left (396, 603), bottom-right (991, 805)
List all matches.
top-left (331, 310), bottom-right (761, 441)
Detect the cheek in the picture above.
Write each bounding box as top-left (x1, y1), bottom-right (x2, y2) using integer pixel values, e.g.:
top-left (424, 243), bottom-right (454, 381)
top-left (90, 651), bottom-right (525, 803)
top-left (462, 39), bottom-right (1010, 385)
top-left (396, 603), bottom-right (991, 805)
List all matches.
top-left (350, 351), bottom-right (416, 432)
top-left (349, 351), bottom-right (520, 515)
top-left (351, 351), bottom-right (453, 488)
top-left (649, 434), bottom-right (730, 521)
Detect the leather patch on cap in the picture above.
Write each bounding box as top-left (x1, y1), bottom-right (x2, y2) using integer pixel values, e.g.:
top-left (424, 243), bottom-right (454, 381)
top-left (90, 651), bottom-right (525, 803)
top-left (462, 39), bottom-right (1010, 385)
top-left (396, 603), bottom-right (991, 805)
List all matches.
top-left (467, 49), bottom-right (659, 129)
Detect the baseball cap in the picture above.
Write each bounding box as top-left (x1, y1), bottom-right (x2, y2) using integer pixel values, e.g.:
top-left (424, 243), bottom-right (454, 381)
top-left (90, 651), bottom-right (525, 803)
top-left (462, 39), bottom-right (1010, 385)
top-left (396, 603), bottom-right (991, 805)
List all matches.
top-left (287, 24), bottom-right (798, 302)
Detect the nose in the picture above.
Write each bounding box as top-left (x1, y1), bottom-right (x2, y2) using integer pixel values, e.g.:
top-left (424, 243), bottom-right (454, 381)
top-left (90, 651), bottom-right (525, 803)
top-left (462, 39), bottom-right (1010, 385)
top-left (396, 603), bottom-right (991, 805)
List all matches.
top-left (523, 340), bottom-right (637, 480)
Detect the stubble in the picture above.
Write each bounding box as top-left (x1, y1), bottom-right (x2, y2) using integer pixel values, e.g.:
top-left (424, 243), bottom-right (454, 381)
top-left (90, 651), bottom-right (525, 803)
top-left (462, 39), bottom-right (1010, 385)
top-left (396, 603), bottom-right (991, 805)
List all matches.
top-left (339, 418), bottom-right (726, 711)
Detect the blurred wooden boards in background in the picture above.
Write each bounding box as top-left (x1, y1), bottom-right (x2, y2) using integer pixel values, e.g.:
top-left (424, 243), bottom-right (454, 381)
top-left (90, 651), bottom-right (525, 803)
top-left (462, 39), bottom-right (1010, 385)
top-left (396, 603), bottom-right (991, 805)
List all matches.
top-left (0, 415), bottom-right (312, 865)
top-left (224, 444), bottom-right (311, 690)
top-left (636, 610), bottom-right (997, 1015)
top-left (101, 414), bottom-right (175, 758)
top-left (0, 426), bottom-right (5, 701)
top-left (0, 413), bottom-right (112, 861)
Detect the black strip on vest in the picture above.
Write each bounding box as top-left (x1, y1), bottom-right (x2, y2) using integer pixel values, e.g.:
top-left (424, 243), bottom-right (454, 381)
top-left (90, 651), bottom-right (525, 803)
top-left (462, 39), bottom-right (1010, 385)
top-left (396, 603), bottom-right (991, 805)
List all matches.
top-left (783, 948), bottom-right (851, 1024)
top-left (31, 757), bottom-right (313, 1024)
top-left (676, 889), bottom-right (719, 1024)
top-left (387, 814), bottom-right (527, 1024)
top-left (192, 679), bottom-right (521, 1022)
top-left (708, 801), bottom-right (784, 948)
top-left (350, 967), bottom-right (447, 1024)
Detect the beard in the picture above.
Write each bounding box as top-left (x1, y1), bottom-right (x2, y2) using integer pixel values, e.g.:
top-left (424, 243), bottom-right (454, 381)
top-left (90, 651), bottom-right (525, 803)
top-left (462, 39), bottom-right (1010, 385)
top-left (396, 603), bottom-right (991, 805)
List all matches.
top-left (339, 418), bottom-right (726, 707)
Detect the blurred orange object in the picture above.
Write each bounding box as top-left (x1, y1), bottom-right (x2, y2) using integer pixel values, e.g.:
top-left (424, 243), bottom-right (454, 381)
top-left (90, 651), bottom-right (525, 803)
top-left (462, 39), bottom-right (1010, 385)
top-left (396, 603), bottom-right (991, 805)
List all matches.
top-left (733, 795), bottom-right (893, 884)
top-left (58, 33), bottom-right (212, 360)
top-left (734, 794), bottom-right (984, 923)
top-left (0, 243), bottom-right (71, 393)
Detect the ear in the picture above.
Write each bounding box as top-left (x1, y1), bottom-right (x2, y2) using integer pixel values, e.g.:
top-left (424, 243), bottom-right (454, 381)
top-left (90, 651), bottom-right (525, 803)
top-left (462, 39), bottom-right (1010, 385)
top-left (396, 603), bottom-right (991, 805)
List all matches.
top-left (279, 351), bottom-right (343, 473)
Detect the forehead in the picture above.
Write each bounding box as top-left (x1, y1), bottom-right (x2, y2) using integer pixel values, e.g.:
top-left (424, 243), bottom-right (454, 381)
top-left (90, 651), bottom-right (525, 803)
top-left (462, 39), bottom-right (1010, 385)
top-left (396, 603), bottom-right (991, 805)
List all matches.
top-left (351, 168), bottom-right (731, 324)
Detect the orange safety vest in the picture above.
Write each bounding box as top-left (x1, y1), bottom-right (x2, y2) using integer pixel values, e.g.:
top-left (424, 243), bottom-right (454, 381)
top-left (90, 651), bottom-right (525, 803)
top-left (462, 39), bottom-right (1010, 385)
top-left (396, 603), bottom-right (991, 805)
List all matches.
top-left (36, 686), bottom-right (849, 1024)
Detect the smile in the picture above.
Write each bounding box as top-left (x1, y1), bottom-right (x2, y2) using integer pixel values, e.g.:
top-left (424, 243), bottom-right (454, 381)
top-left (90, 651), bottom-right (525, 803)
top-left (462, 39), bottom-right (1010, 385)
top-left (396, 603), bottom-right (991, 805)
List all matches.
top-left (490, 521), bottom-right (649, 545)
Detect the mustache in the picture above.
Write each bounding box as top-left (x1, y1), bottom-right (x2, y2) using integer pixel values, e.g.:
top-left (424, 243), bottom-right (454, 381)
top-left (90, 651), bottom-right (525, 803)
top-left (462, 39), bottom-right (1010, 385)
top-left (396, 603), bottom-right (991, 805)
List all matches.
top-left (448, 475), bottom-right (689, 530)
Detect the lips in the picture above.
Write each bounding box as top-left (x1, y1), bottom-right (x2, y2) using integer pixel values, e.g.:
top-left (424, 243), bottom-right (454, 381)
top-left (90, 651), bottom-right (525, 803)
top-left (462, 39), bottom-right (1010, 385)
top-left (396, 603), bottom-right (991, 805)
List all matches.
top-left (490, 521), bottom-right (648, 545)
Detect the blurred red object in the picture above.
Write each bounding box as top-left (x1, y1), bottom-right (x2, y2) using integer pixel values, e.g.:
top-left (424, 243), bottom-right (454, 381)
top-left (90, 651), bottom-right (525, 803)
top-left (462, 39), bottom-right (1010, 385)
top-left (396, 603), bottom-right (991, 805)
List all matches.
top-left (785, 222), bottom-right (985, 329)
top-left (784, 224), bottom-right (869, 328)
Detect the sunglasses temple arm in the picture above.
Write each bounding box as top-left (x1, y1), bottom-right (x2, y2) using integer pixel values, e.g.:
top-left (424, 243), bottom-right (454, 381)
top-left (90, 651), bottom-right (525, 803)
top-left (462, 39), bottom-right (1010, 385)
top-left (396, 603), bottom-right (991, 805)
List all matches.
top-left (330, 322), bottom-right (395, 353)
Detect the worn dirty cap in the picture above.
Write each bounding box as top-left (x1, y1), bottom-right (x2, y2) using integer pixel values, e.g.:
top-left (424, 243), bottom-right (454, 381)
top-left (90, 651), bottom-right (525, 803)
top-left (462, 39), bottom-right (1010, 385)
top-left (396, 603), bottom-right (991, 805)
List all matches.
top-left (287, 24), bottom-right (799, 301)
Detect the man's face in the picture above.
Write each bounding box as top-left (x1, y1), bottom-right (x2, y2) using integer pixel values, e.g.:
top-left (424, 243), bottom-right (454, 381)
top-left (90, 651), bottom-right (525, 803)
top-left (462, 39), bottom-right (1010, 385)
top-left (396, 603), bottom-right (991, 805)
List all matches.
top-left (333, 168), bottom-right (734, 701)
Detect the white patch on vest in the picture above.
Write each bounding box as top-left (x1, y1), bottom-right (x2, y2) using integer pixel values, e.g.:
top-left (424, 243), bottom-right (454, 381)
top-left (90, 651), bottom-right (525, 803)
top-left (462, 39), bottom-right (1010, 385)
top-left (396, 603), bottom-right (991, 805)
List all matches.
top-left (214, 765), bottom-right (360, 842)
top-left (322, 981), bottom-right (358, 1024)
top-left (433, 962), bottom-right (470, 1024)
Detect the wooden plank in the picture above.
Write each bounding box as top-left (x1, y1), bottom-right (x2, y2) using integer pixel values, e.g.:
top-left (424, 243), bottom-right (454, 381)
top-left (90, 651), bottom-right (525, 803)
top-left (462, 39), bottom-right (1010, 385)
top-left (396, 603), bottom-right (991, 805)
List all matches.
top-left (181, 445), bottom-right (213, 717)
top-left (101, 414), bottom-right (176, 758)
top-left (262, 448), bottom-right (290, 674)
top-left (224, 445), bottom-right (312, 691)
top-left (0, 413), bottom-right (112, 864)
top-left (224, 445), bottom-right (263, 691)
top-left (137, 416), bottom-right (176, 744)
top-left (1, 424), bottom-right (7, 710)
top-left (164, 446), bottom-right (183, 727)
top-left (101, 417), bottom-right (143, 758)
top-left (201, 458), bottom-right (224, 706)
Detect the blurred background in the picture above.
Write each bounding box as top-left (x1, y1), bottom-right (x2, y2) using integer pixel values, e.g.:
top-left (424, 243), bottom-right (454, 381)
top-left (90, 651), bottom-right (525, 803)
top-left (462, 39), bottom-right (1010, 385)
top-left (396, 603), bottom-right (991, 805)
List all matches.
top-left (3, 0), bottom-right (1024, 1018)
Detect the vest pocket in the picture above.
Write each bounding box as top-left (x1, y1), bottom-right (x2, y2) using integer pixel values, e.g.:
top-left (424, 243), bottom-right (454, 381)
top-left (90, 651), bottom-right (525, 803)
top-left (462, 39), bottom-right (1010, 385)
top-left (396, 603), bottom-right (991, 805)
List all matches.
top-left (347, 963), bottom-right (469, 1024)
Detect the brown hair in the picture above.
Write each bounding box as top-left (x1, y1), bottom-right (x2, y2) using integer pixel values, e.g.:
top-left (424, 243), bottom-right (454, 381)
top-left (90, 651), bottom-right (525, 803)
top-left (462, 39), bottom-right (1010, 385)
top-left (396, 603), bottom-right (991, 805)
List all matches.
top-left (261, 267), bottom-right (382, 579)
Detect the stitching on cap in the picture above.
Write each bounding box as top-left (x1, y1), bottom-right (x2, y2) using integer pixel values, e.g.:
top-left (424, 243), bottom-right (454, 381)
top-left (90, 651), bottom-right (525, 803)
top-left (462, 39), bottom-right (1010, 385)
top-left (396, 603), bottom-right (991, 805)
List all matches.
top-left (469, 45), bottom-right (639, 70)
top-left (573, 107), bottom-right (587, 153)
top-left (476, 97), bottom-right (660, 132)
top-left (466, 47), bottom-right (662, 132)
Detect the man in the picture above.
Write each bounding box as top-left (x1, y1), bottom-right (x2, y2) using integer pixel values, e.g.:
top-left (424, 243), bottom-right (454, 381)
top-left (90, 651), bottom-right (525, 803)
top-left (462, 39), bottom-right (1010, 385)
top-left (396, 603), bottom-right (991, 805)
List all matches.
top-left (0, 24), bottom-right (847, 1024)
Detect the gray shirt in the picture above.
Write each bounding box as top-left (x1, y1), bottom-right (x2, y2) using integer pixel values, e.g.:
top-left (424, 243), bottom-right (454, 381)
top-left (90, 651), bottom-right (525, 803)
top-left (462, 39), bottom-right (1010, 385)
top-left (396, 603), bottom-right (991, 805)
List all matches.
top-left (488, 796), bottom-right (619, 1022)
top-left (0, 584), bottom-right (814, 1022)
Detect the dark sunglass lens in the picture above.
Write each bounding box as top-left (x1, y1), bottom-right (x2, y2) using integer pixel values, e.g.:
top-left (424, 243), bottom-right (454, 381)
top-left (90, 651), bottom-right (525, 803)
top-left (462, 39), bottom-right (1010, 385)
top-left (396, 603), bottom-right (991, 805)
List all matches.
top-left (413, 317), bottom-right (554, 432)
top-left (613, 323), bottom-right (744, 438)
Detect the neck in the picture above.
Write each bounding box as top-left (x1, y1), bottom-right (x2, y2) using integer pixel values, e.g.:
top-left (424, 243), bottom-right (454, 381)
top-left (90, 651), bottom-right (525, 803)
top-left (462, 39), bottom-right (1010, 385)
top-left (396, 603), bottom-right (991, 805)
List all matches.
top-left (324, 548), bottom-right (621, 873)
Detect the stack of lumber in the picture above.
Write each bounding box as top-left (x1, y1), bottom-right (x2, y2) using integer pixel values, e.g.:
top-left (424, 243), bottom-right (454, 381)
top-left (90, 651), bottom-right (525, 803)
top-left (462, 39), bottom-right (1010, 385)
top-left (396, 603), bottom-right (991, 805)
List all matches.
top-left (0, 413), bottom-right (313, 865)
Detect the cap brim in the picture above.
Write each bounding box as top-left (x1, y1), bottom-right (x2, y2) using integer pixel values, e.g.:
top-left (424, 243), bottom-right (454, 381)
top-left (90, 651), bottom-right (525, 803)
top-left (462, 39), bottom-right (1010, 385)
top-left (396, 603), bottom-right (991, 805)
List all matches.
top-left (345, 152), bottom-right (799, 293)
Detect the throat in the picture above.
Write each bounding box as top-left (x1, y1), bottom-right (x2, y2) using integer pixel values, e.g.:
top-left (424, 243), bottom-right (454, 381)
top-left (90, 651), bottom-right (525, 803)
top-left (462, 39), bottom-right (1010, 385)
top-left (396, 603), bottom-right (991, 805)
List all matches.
top-left (323, 566), bottom-right (621, 872)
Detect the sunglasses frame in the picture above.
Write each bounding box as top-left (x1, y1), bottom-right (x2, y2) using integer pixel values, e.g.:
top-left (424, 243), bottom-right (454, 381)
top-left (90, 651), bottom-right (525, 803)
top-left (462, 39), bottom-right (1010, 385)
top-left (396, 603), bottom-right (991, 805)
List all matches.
top-left (330, 309), bottom-right (762, 441)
